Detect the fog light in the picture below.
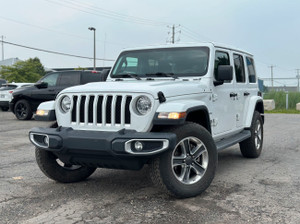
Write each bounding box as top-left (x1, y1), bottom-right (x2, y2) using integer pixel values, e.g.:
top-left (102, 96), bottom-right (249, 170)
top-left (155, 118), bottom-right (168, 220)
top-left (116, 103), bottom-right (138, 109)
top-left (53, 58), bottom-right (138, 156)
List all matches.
top-left (44, 136), bottom-right (49, 146)
top-left (134, 141), bottom-right (143, 151)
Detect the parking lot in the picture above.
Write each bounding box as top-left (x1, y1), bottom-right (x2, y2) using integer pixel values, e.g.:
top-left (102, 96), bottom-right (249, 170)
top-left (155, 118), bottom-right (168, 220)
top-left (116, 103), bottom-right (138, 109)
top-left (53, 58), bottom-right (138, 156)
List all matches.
top-left (0, 111), bottom-right (299, 224)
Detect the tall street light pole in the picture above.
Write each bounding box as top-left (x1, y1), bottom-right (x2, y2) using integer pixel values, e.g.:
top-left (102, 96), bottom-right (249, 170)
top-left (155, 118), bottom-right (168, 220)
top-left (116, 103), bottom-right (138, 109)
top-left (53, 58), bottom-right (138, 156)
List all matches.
top-left (88, 27), bottom-right (96, 71)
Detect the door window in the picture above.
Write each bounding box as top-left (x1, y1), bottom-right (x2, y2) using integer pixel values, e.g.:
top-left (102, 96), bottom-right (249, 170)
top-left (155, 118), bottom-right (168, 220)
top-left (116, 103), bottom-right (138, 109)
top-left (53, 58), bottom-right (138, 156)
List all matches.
top-left (214, 51), bottom-right (230, 81)
top-left (246, 57), bottom-right (256, 83)
top-left (233, 54), bottom-right (246, 83)
top-left (41, 73), bottom-right (59, 87)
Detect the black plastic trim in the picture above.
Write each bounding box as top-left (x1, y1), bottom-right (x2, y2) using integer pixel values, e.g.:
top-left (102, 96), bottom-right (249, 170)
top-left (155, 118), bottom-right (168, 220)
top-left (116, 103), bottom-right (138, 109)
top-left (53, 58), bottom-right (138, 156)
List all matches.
top-left (152, 105), bottom-right (211, 133)
top-left (158, 91), bottom-right (166, 103)
top-left (29, 127), bottom-right (177, 170)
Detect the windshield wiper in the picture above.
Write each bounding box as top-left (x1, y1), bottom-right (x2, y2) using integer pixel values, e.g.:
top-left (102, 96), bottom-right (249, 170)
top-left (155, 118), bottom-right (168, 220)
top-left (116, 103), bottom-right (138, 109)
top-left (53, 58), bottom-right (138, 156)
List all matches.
top-left (145, 72), bottom-right (178, 79)
top-left (117, 74), bottom-right (141, 80)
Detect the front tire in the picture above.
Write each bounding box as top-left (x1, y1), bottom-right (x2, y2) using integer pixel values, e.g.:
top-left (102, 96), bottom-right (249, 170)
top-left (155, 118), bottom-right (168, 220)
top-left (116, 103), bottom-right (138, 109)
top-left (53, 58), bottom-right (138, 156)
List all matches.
top-left (150, 123), bottom-right (218, 198)
top-left (239, 111), bottom-right (264, 158)
top-left (35, 147), bottom-right (96, 183)
top-left (14, 99), bottom-right (33, 120)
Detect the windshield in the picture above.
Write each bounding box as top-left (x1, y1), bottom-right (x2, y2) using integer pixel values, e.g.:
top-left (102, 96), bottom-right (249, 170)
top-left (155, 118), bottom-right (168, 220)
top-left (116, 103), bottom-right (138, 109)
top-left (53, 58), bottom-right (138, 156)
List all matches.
top-left (111, 47), bottom-right (209, 78)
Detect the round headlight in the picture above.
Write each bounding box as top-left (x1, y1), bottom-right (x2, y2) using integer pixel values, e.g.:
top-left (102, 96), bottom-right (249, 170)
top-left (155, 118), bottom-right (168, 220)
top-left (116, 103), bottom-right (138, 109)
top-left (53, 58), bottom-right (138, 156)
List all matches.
top-left (136, 96), bottom-right (152, 115)
top-left (61, 96), bottom-right (71, 113)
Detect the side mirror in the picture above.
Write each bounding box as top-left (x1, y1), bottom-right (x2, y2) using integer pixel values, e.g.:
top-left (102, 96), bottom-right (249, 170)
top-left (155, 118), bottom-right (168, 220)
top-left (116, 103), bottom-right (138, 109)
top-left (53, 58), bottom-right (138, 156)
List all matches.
top-left (101, 69), bottom-right (111, 81)
top-left (35, 82), bottom-right (48, 89)
top-left (214, 65), bottom-right (233, 86)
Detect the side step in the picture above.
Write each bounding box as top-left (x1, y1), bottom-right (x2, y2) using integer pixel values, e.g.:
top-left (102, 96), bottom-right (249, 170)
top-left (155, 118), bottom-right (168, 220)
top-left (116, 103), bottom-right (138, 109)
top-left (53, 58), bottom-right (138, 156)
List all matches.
top-left (215, 130), bottom-right (251, 151)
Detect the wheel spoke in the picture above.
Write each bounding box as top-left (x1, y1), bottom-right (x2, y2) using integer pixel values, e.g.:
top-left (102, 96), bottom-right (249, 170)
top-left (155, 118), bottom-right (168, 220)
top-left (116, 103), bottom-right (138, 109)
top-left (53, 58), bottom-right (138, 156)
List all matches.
top-left (185, 138), bottom-right (192, 154)
top-left (172, 156), bottom-right (185, 167)
top-left (183, 165), bottom-right (191, 182)
top-left (192, 144), bottom-right (205, 159)
top-left (180, 139), bottom-right (190, 156)
top-left (191, 162), bottom-right (205, 176)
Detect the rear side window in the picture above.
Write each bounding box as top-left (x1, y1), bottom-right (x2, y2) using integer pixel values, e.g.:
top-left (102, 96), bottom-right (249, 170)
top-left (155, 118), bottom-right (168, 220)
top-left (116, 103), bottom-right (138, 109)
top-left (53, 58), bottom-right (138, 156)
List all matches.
top-left (81, 72), bottom-right (102, 84)
top-left (0, 85), bottom-right (17, 90)
top-left (246, 57), bottom-right (256, 83)
top-left (59, 72), bottom-right (81, 86)
top-left (214, 51), bottom-right (230, 80)
top-left (233, 54), bottom-right (246, 83)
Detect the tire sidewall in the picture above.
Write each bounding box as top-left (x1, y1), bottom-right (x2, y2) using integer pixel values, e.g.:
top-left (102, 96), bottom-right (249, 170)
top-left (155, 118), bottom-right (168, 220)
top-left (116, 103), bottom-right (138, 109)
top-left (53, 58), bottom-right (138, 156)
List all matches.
top-left (159, 123), bottom-right (217, 197)
top-left (251, 111), bottom-right (264, 155)
top-left (15, 100), bottom-right (32, 120)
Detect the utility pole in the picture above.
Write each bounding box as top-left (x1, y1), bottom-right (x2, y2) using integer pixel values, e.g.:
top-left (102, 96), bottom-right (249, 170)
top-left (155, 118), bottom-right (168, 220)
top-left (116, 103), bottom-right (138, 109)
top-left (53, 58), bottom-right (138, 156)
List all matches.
top-left (1, 35), bottom-right (4, 61)
top-left (167, 25), bottom-right (180, 44)
top-left (171, 25), bottom-right (175, 44)
top-left (103, 33), bottom-right (106, 67)
top-left (296, 69), bottom-right (300, 92)
top-left (269, 65), bottom-right (275, 88)
top-left (88, 27), bottom-right (96, 71)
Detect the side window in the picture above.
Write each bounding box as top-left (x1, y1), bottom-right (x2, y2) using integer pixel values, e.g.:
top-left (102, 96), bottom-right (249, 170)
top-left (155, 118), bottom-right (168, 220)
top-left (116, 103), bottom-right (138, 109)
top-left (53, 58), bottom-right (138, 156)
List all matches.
top-left (58, 72), bottom-right (81, 86)
top-left (114, 57), bottom-right (138, 74)
top-left (214, 51), bottom-right (230, 81)
top-left (246, 57), bottom-right (257, 83)
top-left (233, 54), bottom-right (246, 83)
top-left (41, 73), bottom-right (59, 87)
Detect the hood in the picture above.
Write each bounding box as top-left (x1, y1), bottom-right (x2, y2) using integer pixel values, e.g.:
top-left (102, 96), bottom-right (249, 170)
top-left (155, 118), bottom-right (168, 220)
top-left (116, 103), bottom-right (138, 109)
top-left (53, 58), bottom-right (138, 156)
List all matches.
top-left (59, 79), bottom-right (208, 98)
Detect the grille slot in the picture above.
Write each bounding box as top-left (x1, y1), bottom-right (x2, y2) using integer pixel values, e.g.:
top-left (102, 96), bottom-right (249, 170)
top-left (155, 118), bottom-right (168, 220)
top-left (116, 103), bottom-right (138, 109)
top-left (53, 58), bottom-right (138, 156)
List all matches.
top-left (71, 94), bottom-right (132, 127)
top-left (79, 96), bottom-right (86, 123)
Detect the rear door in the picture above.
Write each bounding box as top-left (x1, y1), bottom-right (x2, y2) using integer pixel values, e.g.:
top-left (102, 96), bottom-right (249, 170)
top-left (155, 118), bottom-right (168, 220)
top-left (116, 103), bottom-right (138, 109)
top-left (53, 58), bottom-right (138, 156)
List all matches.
top-left (57, 71), bottom-right (81, 91)
top-left (233, 53), bottom-right (247, 128)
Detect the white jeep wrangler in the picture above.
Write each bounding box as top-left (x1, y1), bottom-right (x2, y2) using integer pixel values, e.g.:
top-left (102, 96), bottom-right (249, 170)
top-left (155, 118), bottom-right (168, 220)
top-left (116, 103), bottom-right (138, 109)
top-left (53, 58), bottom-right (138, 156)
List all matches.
top-left (29, 43), bottom-right (264, 198)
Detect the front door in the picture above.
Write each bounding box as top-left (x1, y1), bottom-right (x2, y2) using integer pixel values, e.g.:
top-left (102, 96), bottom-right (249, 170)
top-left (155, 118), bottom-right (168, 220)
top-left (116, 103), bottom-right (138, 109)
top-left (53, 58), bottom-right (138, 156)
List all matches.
top-left (211, 50), bottom-right (236, 135)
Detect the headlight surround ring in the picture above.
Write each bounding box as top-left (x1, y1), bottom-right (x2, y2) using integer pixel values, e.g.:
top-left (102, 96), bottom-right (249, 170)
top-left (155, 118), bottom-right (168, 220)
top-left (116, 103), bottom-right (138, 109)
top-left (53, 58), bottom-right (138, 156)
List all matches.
top-left (60, 96), bottom-right (71, 113)
top-left (136, 96), bottom-right (152, 115)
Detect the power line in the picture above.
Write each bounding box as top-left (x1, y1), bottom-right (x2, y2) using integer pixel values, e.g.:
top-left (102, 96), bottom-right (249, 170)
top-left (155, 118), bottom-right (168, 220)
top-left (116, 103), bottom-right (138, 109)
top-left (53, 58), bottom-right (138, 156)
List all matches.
top-left (62, 0), bottom-right (170, 26)
top-left (44, 0), bottom-right (170, 27)
top-left (0, 16), bottom-right (129, 47)
top-left (2, 40), bottom-right (114, 61)
top-left (181, 25), bottom-right (213, 42)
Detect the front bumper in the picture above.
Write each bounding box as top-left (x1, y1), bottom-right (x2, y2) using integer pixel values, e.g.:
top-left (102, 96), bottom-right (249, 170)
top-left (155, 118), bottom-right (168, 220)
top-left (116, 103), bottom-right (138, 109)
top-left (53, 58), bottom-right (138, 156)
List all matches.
top-left (29, 127), bottom-right (176, 170)
top-left (0, 101), bottom-right (9, 108)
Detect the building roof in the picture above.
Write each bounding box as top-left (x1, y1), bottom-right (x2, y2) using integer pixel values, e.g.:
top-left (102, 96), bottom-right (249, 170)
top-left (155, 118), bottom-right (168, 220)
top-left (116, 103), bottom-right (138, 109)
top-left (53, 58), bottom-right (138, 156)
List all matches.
top-left (0, 58), bottom-right (21, 67)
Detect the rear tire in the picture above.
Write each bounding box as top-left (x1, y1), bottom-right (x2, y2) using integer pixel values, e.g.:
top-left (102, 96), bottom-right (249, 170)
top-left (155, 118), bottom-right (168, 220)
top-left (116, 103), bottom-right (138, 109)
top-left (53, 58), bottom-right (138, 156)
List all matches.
top-left (1, 107), bottom-right (9, 111)
top-left (239, 111), bottom-right (263, 158)
top-left (14, 99), bottom-right (33, 120)
top-left (149, 122), bottom-right (217, 198)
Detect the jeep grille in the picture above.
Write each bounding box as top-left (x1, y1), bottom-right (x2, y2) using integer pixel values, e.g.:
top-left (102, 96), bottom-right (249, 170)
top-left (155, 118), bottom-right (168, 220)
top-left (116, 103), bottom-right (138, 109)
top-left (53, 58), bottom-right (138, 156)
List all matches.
top-left (71, 94), bottom-right (132, 127)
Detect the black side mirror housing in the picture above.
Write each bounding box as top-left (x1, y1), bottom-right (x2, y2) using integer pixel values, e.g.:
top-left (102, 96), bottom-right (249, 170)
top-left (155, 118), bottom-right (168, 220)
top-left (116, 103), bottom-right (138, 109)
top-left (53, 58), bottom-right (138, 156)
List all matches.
top-left (214, 65), bottom-right (233, 86)
top-left (35, 82), bottom-right (48, 89)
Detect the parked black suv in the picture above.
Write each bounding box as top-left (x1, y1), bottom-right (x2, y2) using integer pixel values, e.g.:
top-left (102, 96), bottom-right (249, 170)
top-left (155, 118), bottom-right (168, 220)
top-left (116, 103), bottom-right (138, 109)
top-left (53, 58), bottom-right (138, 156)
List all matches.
top-left (10, 70), bottom-right (109, 120)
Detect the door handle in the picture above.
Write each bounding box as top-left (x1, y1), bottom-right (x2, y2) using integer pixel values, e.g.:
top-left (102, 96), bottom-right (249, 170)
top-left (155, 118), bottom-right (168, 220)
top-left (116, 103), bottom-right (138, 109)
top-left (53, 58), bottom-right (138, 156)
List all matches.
top-left (244, 92), bottom-right (250, 96)
top-left (230, 93), bottom-right (237, 97)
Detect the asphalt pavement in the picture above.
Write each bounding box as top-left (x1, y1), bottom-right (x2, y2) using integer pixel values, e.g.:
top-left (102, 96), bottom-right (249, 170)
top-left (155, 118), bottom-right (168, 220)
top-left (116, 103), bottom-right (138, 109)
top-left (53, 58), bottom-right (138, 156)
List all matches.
top-left (0, 111), bottom-right (299, 224)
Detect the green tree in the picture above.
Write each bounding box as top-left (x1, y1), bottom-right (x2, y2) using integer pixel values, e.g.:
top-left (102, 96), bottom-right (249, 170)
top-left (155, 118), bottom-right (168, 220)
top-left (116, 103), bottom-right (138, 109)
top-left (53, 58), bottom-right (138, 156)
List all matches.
top-left (0, 57), bottom-right (46, 83)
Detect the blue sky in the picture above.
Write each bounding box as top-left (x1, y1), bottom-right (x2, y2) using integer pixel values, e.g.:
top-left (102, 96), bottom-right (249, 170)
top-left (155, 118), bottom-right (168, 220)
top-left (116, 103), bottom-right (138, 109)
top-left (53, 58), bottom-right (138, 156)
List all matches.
top-left (1, 0), bottom-right (300, 86)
